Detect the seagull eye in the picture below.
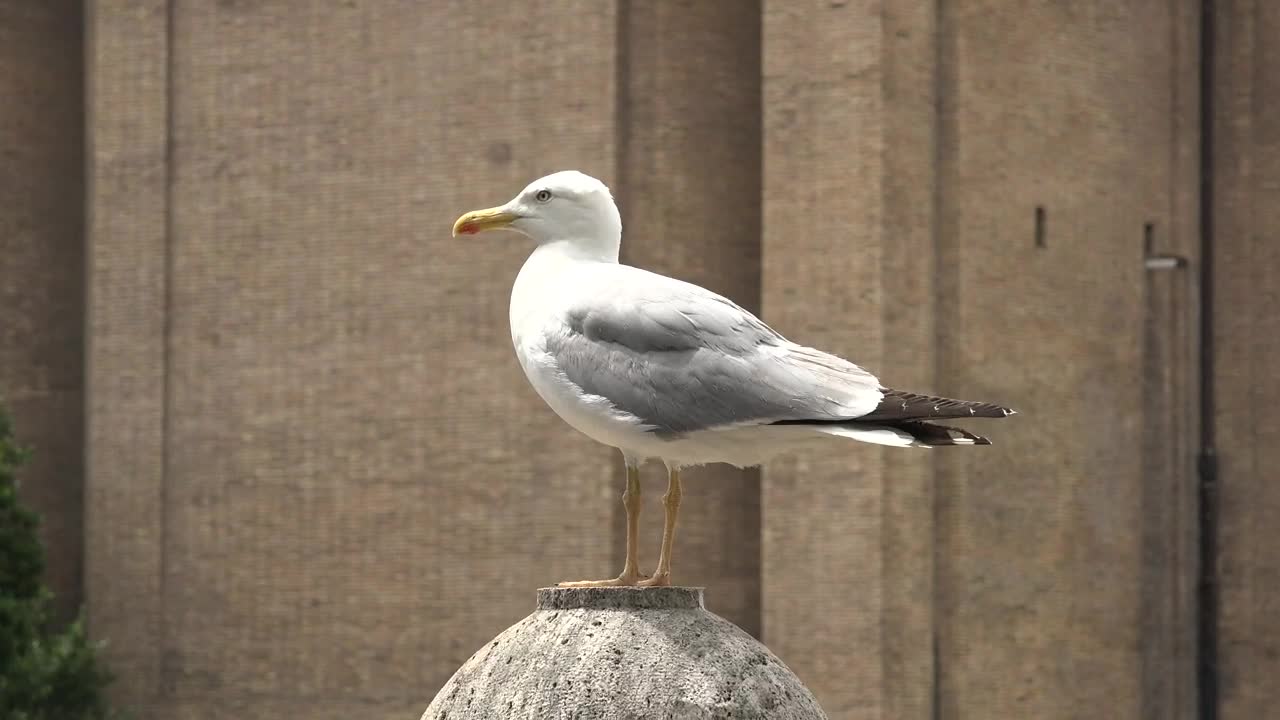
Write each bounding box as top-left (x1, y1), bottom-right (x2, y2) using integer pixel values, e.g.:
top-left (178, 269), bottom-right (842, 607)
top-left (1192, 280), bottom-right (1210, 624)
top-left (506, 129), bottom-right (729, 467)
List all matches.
top-left (534, 189), bottom-right (553, 203)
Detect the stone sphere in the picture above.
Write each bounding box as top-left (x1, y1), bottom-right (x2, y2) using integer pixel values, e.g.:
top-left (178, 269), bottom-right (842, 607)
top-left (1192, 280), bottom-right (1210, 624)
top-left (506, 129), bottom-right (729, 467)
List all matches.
top-left (422, 587), bottom-right (827, 719)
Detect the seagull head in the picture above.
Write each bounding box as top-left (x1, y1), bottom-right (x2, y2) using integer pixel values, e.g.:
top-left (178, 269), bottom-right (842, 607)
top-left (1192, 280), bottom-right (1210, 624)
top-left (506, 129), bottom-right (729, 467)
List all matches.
top-left (452, 171), bottom-right (622, 260)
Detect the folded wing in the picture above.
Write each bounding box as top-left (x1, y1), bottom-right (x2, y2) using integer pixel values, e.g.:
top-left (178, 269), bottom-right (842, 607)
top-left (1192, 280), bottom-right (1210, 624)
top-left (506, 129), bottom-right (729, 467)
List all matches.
top-left (543, 271), bottom-right (884, 435)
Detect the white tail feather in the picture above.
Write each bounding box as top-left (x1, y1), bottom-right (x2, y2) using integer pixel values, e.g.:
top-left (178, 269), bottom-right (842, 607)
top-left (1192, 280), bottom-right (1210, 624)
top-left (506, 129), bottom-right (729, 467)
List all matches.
top-left (806, 422), bottom-right (989, 448)
top-left (810, 424), bottom-right (922, 448)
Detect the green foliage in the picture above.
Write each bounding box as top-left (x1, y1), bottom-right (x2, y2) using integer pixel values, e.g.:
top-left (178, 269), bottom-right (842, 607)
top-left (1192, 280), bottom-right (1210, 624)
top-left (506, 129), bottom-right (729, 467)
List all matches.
top-left (0, 404), bottom-right (117, 720)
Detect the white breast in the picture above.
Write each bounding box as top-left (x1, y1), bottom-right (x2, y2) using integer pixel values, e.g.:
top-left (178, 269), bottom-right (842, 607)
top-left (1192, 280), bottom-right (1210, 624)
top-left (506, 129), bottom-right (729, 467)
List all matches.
top-left (509, 247), bottom-right (652, 455)
top-left (504, 246), bottom-right (831, 468)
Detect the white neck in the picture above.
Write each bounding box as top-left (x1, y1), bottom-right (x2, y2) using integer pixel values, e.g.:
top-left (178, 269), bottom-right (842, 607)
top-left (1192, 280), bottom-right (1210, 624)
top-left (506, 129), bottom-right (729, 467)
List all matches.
top-left (532, 201), bottom-right (622, 263)
top-left (537, 235), bottom-right (620, 263)
top-left (510, 240), bottom-right (608, 346)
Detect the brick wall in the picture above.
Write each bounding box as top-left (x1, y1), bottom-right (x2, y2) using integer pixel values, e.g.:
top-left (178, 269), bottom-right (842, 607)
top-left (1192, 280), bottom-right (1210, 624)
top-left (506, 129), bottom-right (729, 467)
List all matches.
top-left (0, 1), bottom-right (1268, 719)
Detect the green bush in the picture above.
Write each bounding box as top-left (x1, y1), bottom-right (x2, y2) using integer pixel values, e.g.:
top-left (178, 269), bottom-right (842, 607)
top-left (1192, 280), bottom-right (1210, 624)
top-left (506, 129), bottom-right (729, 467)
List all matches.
top-left (0, 404), bottom-right (117, 720)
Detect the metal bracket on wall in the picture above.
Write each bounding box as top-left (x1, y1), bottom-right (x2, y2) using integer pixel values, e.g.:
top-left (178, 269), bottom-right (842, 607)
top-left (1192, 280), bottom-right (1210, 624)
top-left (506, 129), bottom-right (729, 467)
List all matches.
top-left (1145, 255), bottom-right (1189, 271)
top-left (1143, 222), bottom-right (1188, 271)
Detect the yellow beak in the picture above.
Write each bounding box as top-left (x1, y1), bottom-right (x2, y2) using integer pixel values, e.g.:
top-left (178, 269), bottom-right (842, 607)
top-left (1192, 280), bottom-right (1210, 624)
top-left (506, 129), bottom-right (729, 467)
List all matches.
top-left (452, 206), bottom-right (520, 237)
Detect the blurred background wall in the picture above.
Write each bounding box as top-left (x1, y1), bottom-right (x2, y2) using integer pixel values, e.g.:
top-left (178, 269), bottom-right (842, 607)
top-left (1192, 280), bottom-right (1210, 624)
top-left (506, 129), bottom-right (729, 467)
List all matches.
top-left (0, 1), bottom-right (1277, 719)
top-left (0, 0), bottom-right (85, 626)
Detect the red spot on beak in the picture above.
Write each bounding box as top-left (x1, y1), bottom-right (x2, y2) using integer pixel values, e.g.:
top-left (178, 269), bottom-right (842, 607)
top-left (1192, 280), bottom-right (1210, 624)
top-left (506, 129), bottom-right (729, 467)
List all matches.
top-left (458, 223), bottom-right (478, 235)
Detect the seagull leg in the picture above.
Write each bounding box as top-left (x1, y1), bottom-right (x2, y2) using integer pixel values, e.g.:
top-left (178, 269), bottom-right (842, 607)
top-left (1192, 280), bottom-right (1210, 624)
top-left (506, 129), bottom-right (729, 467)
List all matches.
top-left (638, 465), bottom-right (682, 587)
top-left (620, 463), bottom-right (645, 579)
top-left (558, 461), bottom-right (648, 587)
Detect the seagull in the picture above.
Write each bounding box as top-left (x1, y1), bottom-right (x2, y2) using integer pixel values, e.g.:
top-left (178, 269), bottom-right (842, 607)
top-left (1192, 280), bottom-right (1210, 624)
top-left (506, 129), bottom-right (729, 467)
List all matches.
top-left (453, 171), bottom-right (1014, 588)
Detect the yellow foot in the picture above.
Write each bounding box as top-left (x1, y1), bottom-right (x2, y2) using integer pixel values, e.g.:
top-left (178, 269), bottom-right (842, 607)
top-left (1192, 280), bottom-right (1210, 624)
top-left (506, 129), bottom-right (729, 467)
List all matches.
top-left (557, 571), bottom-right (649, 588)
top-left (636, 572), bottom-right (671, 587)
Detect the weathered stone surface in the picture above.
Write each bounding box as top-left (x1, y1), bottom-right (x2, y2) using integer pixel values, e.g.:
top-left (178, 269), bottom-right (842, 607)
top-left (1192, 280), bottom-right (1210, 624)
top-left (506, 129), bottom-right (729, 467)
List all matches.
top-left (0, 0), bottom-right (85, 625)
top-left (422, 588), bottom-right (826, 720)
top-left (84, 4), bottom-right (764, 716)
top-left (1214, 3), bottom-right (1280, 717)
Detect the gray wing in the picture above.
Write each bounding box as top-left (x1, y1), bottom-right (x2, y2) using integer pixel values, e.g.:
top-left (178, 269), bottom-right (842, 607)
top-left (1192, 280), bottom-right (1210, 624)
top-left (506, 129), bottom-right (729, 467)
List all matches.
top-left (543, 278), bottom-right (883, 434)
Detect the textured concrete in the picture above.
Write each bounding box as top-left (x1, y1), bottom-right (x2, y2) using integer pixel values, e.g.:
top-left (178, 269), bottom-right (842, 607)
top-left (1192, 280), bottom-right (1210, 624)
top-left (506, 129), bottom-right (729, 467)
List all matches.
top-left (37, 1), bottom-right (1280, 719)
top-left (932, 2), bottom-right (1183, 718)
top-left (761, 4), bottom-right (894, 715)
top-left (161, 1), bottom-right (616, 707)
top-left (763, 1), bottom-right (1198, 718)
top-left (760, 2), bottom-right (948, 717)
top-left (616, 0), bottom-right (764, 639)
top-left (1212, 2), bottom-right (1280, 717)
top-left (422, 588), bottom-right (826, 720)
top-left (0, 0), bottom-right (85, 623)
top-left (84, 2), bottom-right (619, 716)
top-left (1137, 4), bottom-right (1203, 716)
top-left (84, 1), bottom-right (169, 709)
top-left (877, 4), bottom-right (945, 717)
top-left (84, 2), bottom-right (765, 718)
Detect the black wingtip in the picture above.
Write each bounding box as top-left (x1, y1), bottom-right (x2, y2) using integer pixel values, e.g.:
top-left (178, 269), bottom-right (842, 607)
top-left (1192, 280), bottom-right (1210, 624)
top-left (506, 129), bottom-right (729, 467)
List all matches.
top-left (864, 389), bottom-right (1018, 422)
top-left (886, 421), bottom-right (994, 447)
